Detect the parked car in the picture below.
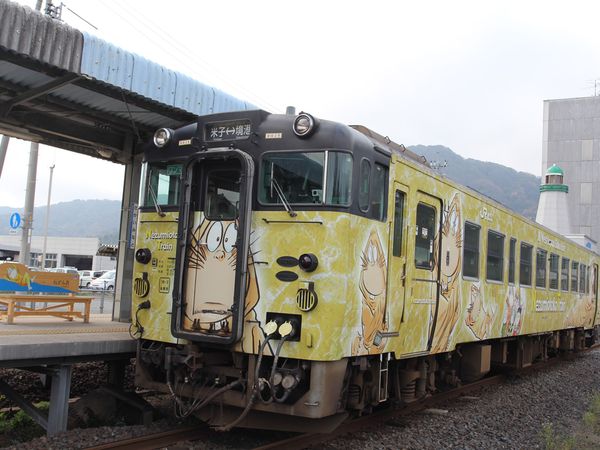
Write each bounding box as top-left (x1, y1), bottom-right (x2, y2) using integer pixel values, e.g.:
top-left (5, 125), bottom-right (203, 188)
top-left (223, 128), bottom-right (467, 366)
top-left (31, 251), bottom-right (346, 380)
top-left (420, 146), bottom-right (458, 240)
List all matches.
top-left (78, 270), bottom-right (107, 288)
top-left (89, 270), bottom-right (116, 291)
top-left (49, 266), bottom-right (79, 275)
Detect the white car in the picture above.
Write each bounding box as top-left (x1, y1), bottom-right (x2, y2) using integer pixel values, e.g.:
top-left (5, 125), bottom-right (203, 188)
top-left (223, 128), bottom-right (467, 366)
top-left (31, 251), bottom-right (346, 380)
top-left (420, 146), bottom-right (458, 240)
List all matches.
top-left (89, 270), bottom-right (116, 291)
top-left (78, 270), bottom-right (107, 288)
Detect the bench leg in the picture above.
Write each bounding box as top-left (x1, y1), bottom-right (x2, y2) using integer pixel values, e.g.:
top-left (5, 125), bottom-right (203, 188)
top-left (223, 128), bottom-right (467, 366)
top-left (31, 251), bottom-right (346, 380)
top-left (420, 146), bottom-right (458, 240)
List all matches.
top-left (84, 301), bottom-right (91, 323)
top-left (7, 302), bottom-right (15, 324)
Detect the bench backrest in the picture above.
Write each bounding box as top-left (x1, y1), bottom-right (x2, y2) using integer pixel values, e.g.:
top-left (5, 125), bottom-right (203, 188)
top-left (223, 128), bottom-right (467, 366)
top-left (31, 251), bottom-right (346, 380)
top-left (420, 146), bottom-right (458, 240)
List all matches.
top-left (0, 263), bottom-right (79, 293)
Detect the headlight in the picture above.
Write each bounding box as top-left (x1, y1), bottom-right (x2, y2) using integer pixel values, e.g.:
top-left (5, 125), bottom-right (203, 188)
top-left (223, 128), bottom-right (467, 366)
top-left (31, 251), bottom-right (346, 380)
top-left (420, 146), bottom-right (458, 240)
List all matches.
top-left (298, 253), bottom-right (318, 272)
top-left (153, 128), bottom-right (173, 148)
top-left (293, 113), bottom-right (316, 138)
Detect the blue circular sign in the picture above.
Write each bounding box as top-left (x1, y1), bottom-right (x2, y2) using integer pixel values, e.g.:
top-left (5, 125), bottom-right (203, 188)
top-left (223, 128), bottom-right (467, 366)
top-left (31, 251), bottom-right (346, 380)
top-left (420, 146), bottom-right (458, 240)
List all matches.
top-left (9, 212), bottom-right (21, 229)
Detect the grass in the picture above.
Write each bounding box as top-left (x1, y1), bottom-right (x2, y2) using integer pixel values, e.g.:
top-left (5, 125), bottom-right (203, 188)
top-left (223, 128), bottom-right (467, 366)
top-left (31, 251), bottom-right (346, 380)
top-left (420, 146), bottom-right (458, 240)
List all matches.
top-left (542, 393), bottom-right (600, 450)
top-left (0, 401), bottom-right (48, 444)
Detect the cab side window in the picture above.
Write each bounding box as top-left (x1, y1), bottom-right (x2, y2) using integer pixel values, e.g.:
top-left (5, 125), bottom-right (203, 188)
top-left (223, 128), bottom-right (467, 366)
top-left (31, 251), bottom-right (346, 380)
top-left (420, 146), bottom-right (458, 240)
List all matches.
top-left (358, 159), bottom-right (370, 212)
top-left (371, 163), bottom-right (388, 221)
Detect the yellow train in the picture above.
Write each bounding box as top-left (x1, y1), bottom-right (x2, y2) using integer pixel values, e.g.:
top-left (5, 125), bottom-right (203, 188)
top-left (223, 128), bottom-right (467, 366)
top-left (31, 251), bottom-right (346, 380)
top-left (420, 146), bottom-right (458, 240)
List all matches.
top-left (132, 110), bottom-right (600, 432)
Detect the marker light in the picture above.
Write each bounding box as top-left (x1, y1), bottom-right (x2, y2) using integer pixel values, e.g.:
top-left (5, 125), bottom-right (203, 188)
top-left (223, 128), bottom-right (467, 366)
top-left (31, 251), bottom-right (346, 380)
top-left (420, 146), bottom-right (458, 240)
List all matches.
top-left (298, 253), bottom-right (318, 272)
top-left (153, 128), bottom-right (173, 148)
top-left (293, 113), bottom-right (316, 138)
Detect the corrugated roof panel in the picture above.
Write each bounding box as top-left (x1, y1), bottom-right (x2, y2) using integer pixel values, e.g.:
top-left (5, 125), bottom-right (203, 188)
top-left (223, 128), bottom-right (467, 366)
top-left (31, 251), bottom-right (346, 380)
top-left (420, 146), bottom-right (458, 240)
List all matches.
top-left (0, 0), bottom-right (82, 72)
top-left (132, 56), bottom-right (177, 105)
top-left (81, 33), bottom-right (256, 116)
top-left (174, 72), bottom-right (214, 115)
top-left (80, 33), bottom-right (134, 90)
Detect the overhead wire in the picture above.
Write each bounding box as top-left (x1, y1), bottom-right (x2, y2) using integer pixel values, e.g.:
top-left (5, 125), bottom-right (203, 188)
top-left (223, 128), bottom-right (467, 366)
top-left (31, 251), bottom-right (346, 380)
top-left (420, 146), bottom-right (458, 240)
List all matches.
top-left (84, 0), bottom-right (284, 113)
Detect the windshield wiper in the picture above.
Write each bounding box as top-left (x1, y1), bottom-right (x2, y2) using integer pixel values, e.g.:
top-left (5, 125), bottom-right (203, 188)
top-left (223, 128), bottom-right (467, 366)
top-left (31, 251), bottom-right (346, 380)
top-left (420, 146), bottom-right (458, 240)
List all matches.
top-left (147, 182), bottom-right (166, 217)
top-left (270, 174), bottom-right (297, 217)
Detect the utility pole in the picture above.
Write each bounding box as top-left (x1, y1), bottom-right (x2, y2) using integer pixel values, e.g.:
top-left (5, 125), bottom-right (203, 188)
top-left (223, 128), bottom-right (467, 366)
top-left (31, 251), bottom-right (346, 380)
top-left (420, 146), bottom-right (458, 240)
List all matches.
top-left (18, 0), bottom-right (44, 265)
top-left (41, 164), bottom-right (55, 269)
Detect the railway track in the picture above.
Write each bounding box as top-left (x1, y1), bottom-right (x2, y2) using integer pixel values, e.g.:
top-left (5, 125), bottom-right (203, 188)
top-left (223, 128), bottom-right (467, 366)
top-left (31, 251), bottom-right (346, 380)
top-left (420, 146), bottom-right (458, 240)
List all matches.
top-left (84, 346), bottom-right (598, 450)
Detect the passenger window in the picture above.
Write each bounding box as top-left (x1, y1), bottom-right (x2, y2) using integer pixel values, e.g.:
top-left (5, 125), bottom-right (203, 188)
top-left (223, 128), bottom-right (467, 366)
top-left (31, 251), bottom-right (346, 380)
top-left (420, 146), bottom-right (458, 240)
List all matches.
top-left (508, 238), bottom-right (516, 284)
top-left (549, 253), bottom-right (559, 290)
top-left (415, 203), bottom-right (436, 269)
top-left (571, 261), bottom-right (579, 292)
top-left (392, 190), bottom-right (405, 257)
top-left (463, 222), bottom-right (480, 278)
top-left (371, 164), bottom-right (388, 221)
top-left (536, 249), bottom-right (547, 288)
top-left (358, 159), bottom-right (370, 211)
top-left (580, 264), bottom-right (587, 293)
top-left (519, 243), bottom-right (533, 286)
top-left (561, 257), bottom-right (570, 291)
top-left (486, 230), bottom-right (504, 282)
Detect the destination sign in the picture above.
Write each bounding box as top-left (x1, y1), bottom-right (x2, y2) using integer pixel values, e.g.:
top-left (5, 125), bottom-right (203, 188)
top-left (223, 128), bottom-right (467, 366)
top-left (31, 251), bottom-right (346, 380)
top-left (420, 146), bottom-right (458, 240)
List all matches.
top-left (205, 119), bottom-right (252, 142)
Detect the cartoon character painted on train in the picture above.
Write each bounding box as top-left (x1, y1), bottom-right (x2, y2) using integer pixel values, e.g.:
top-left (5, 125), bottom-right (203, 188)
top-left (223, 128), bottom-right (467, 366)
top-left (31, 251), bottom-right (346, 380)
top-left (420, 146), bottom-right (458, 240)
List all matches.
top-left (501, 285), bottom-right (524, 336)
top-left (184, 216), bottom-right (264, 353)
top-left (352, 230), bottom-right (388, 355)
top-left (565, 268), bottom-right (596, 329)
top-left (465, 283), bottom-right (496, 339)
top-left (430, 194), bottom-right (462, 352)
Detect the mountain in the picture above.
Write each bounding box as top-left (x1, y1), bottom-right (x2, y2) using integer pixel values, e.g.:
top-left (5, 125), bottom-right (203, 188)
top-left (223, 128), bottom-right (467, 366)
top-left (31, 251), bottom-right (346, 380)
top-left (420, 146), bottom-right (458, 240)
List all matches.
top-left (0, 199), bottom-right (121, 244)
top-left (410, 145), bottom-right (540, 219)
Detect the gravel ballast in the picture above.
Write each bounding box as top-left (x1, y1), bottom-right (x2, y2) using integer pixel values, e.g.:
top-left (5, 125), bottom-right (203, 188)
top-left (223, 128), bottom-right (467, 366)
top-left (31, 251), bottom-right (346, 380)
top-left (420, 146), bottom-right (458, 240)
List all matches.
top-left (1, 349), bottom-right (599, 449)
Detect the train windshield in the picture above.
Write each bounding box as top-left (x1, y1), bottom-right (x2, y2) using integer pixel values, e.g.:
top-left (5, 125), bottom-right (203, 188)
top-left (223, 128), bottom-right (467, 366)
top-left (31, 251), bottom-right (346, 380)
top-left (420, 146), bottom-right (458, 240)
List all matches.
top-left (142, 162), bottom-right (182, 207)
top-left (259, 151), bottom-right (352, 206)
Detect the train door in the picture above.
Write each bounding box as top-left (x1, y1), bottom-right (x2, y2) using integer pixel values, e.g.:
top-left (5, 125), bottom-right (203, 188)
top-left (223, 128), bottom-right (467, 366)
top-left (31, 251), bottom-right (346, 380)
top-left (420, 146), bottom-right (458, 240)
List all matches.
top-left (386, 183), bottom-right (409, 339)
top-left (171, 149), bottom-right (255, 345)
top-left (410, 191), bottom-right (442, 353)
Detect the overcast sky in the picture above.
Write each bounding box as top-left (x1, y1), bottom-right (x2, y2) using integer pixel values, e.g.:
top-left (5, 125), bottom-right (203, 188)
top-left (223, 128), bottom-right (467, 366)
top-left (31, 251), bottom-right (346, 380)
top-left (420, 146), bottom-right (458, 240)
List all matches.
top-left (1, 0), bottom-right (600, 208)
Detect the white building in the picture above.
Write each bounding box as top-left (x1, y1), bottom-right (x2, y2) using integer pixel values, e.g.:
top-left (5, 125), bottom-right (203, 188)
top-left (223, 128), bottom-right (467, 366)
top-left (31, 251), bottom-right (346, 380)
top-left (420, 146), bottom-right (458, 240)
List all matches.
top-left (0, 235), bottom-right (115, 271)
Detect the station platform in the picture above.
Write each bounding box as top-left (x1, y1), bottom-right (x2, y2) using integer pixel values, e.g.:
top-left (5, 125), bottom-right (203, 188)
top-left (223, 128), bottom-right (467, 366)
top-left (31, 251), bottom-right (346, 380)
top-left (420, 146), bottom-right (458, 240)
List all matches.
top-left (0, 314), bottom-right (136, 368)
top-left (0, 314), bottom-right (137, 435)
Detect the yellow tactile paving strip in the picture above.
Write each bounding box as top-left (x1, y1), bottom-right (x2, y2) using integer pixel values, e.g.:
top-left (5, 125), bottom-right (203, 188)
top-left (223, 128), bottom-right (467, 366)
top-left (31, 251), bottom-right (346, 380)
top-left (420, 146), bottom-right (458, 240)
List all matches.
top-left (0, 326), bottom-right (130, 336)
top-left (0, 314), bottom-right (130, 336)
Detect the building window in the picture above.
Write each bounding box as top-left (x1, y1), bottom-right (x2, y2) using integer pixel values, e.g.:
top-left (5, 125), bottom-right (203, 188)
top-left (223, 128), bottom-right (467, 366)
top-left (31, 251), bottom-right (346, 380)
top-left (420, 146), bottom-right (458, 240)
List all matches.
top-left (519, 243), bottom-right (533, 286)
top-left (549, 253), bottom-right (559, 290)
top-left (571, 261), bottom-right (579, 292)
top-left (536, 249), bottom-right (547, 288)
top-left (415, 203), bottom-right (436, 270)
top-left (29, 252), bottom-right (57, 269)
top-left (358, 159), bottom-right (371, 212)
top-left (463, 222), bottom-right (480, 278)
top-left (561, 257), bottom-right (570, 292)
top-left (508, 238), bottom-right (516, 284)
top-left (486, 230), bottom-right (504, 282)
top-left (392, 190), bottom-right (405, 257)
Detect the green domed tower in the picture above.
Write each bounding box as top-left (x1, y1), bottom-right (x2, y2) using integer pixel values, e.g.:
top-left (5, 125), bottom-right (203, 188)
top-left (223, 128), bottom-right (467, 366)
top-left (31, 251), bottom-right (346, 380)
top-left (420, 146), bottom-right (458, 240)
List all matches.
top-left (535, 164), bottom-right (573, 235)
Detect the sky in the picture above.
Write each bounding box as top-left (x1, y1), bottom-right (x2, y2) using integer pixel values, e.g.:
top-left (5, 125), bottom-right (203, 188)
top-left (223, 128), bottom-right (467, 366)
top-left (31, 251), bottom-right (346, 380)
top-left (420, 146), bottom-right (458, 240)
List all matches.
top-left (1, 0), bottom-right (600, 209)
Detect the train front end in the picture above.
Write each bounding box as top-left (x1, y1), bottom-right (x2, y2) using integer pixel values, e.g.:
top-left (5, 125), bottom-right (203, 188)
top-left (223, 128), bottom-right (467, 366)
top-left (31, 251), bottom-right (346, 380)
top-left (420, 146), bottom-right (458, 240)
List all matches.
top-left (132, 110), bottom-right (376, 431)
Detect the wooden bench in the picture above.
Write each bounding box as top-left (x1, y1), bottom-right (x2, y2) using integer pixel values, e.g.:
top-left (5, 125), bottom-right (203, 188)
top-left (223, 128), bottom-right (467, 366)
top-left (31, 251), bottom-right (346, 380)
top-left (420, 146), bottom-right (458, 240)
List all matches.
top-left (0, 294), bottom-right (93, 324)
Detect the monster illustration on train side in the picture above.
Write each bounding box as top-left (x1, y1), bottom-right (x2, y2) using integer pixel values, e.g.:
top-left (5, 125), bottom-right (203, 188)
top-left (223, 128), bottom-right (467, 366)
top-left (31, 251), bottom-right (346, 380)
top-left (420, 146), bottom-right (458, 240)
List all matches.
top-left (130, 109), bottom-right (600, 432)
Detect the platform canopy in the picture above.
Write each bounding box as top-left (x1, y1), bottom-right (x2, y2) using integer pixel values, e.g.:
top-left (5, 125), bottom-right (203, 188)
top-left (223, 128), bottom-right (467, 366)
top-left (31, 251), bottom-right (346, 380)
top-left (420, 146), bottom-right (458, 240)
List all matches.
top-left (0, 0), bottom-right (256, 163)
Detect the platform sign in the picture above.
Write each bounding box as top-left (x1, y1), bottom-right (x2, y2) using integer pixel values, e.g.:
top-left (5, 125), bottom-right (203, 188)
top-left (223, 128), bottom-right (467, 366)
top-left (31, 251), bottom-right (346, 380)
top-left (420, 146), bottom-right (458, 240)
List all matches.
top-left (9, 212), bottom-right (20, 229)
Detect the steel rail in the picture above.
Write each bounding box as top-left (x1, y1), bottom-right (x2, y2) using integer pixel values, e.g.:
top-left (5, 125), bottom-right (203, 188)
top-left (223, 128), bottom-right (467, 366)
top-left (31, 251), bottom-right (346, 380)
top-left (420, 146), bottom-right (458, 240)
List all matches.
top-left (84, 426), bottom-right (210, 450)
